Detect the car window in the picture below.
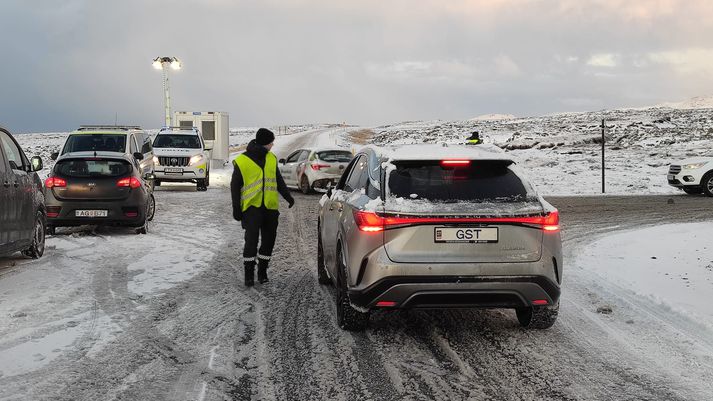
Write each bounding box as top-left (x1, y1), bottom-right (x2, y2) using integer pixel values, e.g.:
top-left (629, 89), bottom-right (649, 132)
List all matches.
top-left (317, 150), bottom-right (353, 163)
top-left (336, 157), bottom-right (359, 191)
top-left (298, 150), bottom-right (310, 162)
top-left (0, 131), bottom-right (25, 170)
top-left (55, 158), bottom-right (132, 178)
top-left (286, 151), bottom-right (301, 163)
top-left (344, 156), bottom-right (367, 192)
top-left (63, 134), bottom-right (127, 154)
top-left (129, 136), bottom-right (138, 154)
top-left (141, 135), bottom-right (152, 154)
top-left (0, 140), bottom-right (6, 173)
top-left (388, 160), bottom-right (528, 202)
top-left (152, 134), bottom-right (202, 149)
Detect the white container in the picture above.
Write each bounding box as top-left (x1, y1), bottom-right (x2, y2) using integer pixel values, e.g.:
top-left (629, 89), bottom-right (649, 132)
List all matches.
top-left (174, 111), bottom-right (230, 165)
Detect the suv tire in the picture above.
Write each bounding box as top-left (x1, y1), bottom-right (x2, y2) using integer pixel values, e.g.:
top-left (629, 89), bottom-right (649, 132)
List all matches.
top-left (335, 246), bottom-right (369, 331)
top-left (147, 194), bottom-right (156, 222)
top-left (22, 212), bottom-right (45, 259)
top-left (317, 231), bottom-right (330, 285)
top-left (702, 171), bottom-right (713, 197)
top-left (516, 301), bottom-right (559, 329)
top-left (197, 179), bottom-right (208, 192)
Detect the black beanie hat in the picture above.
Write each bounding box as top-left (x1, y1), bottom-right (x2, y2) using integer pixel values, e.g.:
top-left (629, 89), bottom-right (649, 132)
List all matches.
top-left (255, 128), bottom-right (275, 146)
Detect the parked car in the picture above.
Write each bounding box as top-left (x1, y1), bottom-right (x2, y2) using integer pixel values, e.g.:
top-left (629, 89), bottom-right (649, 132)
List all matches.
top-left (279, 147), bottom-right (353, 194)
top-left (52, 125), bottom-right (155, 178)
top-left (667, 156), bottom-right (713, 196)
top-left (44, 152), bottom-right (155, 235)
top-left (152, 126), bottom-right (209, 191)
top-left (317, 144), bottom-right (562, 331)
top-left (0, 127), bottom-right (46, 258)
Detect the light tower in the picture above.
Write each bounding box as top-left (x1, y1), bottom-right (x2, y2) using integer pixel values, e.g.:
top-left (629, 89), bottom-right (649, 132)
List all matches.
top-left (152, 56), bottom-right (181, 127)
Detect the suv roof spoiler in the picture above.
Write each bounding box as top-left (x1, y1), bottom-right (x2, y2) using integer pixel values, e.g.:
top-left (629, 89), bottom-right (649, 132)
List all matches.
top-left (78, 125), bottom-right (142, 131)
top-left (160, 126), bottom-right (197, 130)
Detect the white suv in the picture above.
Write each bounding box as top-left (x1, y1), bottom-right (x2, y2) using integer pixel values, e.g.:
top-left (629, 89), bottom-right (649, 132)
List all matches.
top-left (152, 127), bottom-right (210, 191)
top-left (667, 156), bottom-right (713, 196)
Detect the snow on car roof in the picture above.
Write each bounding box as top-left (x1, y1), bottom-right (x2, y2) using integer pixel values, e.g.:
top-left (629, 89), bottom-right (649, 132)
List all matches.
top-left (383, 143), bottom-right (512, 162)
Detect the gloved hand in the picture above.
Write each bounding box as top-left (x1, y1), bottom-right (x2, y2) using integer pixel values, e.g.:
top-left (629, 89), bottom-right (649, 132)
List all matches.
top-left (288, 198), bottom-right (295, 209)
top-left (233, 209), bottom-right (242, 221)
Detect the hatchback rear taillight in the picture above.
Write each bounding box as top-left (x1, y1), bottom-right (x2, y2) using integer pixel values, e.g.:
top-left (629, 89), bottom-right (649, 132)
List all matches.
top-left (117, 177), bottom-right (141, 189)
top-left (44, 177), bottom-right (67, 188)
top-left (353, 210), bottom-right (560, 232)
top-left (311, 163), bottom-right (331, 171)
top-left (46, 206), bottom-right (61, 218)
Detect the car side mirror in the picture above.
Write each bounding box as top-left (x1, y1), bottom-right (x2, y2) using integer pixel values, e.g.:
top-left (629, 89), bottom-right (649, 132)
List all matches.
top-left (30, 156), bottom-right (43, 172)
top-left (133, 152), bottom-right (144, 160)
top-left (279, 158), bottom-right (286, 165)
top-left (50, 152), bottom-right (59, 161)
top-left (326, 188), bottom-right (333, 198)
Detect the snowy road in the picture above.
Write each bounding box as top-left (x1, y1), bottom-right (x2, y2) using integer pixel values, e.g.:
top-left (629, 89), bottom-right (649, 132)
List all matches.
top-left (1, 139), bottom-right (713, 399)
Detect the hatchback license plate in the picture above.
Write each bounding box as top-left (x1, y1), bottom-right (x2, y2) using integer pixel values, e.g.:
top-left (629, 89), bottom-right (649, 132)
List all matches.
top-left (75, 210), bottom-right (108, 218)
top-left (164, 168), bottom-right (183, 174)
top-left (434, 227), bottom-right (498, 243)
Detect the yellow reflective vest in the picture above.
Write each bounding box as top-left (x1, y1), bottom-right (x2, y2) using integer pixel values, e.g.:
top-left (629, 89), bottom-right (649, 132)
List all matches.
top-left (234, 153), bottom-right (279, 211)
top-left (467, 139), bottom-right (480, 145)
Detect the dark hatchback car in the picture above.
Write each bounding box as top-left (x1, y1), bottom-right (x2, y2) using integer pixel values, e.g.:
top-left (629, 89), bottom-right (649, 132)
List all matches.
top-left (44, 152), bottom-right (155, 234)
top-left (0, 127), bottom-right (46, 258)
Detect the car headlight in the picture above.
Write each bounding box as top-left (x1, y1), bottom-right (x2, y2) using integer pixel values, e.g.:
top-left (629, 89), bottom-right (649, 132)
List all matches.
top-left (189, 155), bottom-right (204, 165)
top-left (682, 162), bottom-right (708, 169)
top-left (153, 156), bottom-right (159, 165)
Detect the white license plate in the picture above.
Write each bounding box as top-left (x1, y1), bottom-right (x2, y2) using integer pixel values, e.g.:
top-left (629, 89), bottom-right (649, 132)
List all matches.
top-left (164, 168), bottom-right (183, 174)
top-left (75, 210), bottom-right (108, 217)
top-left (434, 227), bottom-right (498, 243)
top-left (667, 174), bottom-right (675, 180)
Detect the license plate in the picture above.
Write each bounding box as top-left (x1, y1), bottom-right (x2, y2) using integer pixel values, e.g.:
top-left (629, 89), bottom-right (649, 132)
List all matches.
top-left (667, 174), bottom-right (675, 180)
top-left (75, 210), bottom-right (108, 217)
top-left (434, 227), bottom-right (498, 243)
top-left (164, 168), bottom-right (183, 174)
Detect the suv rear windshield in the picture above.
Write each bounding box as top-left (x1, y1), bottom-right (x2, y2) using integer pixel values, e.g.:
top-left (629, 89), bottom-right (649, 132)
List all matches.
top-left (316, 150), bottom-right (353, 162)
top-left (388, 160), bottom-right (528, 202)
top-left (55, 159), bottom-right (132, 178)
top-left (63, 134), bottom-right (126, 154)
top-left (153, 134), bottom-right (201, 149)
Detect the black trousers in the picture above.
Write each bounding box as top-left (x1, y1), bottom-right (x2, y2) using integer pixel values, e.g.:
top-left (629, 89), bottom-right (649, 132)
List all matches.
top-left (241, 207), bottom-right (280, 264)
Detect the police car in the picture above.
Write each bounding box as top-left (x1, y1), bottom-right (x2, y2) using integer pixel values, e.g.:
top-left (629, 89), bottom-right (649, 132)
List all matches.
top-left (152, 127), bottom-right (210, 191)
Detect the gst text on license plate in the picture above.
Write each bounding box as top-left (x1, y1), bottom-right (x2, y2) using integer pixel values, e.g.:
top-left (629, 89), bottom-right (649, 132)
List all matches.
top-left (75, 210), bottom-right (108, 217)
top-left (434, 227), bottom-right (498, 243)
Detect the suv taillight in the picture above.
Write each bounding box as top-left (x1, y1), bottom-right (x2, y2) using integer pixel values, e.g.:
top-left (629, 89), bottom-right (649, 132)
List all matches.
top-left (353, 210), bottom-right (560, 232)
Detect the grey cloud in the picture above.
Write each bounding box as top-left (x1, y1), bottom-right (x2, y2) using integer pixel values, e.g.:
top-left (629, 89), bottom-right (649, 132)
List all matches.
top-left (1, 0), bottom-right (713, 132)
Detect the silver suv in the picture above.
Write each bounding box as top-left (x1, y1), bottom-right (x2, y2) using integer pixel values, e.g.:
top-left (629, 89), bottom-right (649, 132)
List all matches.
top-left (317, 144), bottom-right (562, 331)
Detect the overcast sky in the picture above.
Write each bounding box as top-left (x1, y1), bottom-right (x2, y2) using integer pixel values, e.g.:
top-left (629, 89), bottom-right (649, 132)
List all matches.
top-left (1, 0), bottom-right (713, 132)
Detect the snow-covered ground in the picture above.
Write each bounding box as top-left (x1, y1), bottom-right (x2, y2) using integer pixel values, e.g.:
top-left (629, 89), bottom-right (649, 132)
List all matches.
top-left (575, 222), bottom-right (713, 328)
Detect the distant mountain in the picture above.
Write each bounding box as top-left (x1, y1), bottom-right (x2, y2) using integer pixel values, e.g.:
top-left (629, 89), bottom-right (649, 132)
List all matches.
top-left (656, 95), bottom-right (713, 110)
top-left (468, 113), bottom-right (516, 121)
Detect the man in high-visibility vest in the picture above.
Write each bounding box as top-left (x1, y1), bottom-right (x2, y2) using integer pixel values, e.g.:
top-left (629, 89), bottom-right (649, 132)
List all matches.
top-left (231, 128), bottom-right (295, 286)
top-left (466, 131), bottom-right (481, 145)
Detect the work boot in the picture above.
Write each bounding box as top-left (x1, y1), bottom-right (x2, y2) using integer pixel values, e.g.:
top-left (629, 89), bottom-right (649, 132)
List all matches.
top-left (257, 259), bottom-right (269, 284)
top-left (244, 261), bottom-right (255, 287)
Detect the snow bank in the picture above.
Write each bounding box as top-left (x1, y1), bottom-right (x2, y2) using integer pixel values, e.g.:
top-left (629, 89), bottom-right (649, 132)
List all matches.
top-left (574, 222), bottom-right (713, 328)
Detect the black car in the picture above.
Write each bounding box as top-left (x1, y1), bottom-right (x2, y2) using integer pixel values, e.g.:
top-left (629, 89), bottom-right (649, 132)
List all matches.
top-left (44, 151), bottom-right (156, 234)
top-left (0, 127), bottom-right (46, 258)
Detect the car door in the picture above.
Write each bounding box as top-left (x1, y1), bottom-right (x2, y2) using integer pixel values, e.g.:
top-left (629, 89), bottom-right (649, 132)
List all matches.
top-left (138, 133), bottom-right (154, 174)
top-left (129, 135), bottom-right (143, 173)
top-left (322, 156), bottom-right (363, 272)
top-left (0, 129), bottom-right (33, 247)
top-left (295, 150), bottom-right (310, 184)
top-left (280, 150), bottom-right (302, 186)
top-left (0, 137), bottom-right (11, 252)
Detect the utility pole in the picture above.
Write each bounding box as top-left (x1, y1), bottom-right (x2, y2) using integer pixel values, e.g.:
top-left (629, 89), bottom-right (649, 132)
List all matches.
top-left (152, 57), bottom-right (182, 127)
top-left (601, 118), bottom-right (606, 194)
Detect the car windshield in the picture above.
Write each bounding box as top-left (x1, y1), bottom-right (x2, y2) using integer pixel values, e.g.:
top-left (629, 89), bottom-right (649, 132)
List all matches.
top-left (388, 160), bottom-right (529, 202)
top-left (153, 134), bottom-right (202, 149)
top-left (317, 150), bottom-right (353, 162)
top-left (62, 134), bottom-right (126, 154)
top-left (55, 158), bottom-right (132, 178)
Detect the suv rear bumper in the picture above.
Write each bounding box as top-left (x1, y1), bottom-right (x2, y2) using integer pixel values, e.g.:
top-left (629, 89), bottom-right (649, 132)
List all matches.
top-left (348, 275), bottom-right (560, 310)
